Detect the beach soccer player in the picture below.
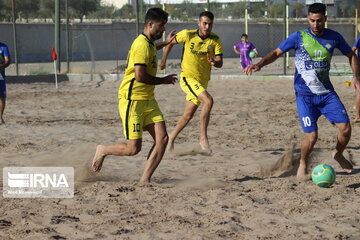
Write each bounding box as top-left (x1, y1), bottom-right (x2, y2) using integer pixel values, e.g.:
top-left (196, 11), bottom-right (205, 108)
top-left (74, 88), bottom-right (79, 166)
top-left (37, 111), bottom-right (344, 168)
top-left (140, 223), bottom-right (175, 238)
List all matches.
top-left (244, 3), bottom-right (360, 180)
top-left (352, 36), bottom-right (360, 122)
top-left (159, 11), bottom-right (223, 154)
top-left (233, 33), bottom-right (258, 69)
top-left (0, 42), bottom-right (10, 125)
top-left (91, 8), bottom-right (177, 184)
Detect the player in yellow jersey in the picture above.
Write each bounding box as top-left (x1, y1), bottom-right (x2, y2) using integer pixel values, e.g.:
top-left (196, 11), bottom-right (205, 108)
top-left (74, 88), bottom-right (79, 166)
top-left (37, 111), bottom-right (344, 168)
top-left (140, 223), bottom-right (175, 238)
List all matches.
top-left (92, 8), bottom-right (177, 184)
top-left (159, 11), bottom-right (223, 154)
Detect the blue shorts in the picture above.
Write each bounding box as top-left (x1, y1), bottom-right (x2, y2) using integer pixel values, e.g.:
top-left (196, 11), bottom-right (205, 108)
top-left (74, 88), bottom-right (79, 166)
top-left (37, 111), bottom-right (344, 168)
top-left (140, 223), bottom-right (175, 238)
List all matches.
top-left (0, 79), bottom-right (6, 98)
top-left (296, 92), bottom-right (349, 133)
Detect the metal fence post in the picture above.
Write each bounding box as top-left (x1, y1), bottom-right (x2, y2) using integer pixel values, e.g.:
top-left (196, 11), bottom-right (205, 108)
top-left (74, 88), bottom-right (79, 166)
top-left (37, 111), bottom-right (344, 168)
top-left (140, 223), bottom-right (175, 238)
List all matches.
top-left (245, 8), bottom-right (248, 35)
top-left (55, 0), bottom-right (61, 73)
top-left (11, 0), bottom-right (19, 76)
top-left (283, 0), bottom-right (287, 75)
top-left (356, 8), bottom-right (358, 41)
top-left (65, 0), bottom-right (70, 73)
top-left (135, 0), bottom-right (140, 36)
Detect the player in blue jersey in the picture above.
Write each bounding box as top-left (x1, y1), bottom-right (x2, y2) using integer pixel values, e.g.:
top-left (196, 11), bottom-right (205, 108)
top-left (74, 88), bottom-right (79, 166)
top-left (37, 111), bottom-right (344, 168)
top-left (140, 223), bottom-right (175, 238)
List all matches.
top-left (0, 42), bottom-right (10, 125)
top-left (244, 3), bottom-right (360, 180)
top-left (352, 37), bottom-right (360, 122)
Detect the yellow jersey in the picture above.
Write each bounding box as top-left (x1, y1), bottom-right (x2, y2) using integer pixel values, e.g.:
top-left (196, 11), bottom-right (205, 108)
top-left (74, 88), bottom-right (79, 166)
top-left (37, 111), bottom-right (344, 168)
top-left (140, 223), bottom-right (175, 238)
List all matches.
top-left (119, 34), bottom-right (158, 100)
top-left (176, 29), bottom-right (223, 82)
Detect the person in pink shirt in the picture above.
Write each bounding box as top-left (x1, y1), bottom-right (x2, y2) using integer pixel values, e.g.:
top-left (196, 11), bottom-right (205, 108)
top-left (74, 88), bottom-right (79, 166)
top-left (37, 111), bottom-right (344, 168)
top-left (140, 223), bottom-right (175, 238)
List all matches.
top-left (233, 33), bottom-right (258, 69)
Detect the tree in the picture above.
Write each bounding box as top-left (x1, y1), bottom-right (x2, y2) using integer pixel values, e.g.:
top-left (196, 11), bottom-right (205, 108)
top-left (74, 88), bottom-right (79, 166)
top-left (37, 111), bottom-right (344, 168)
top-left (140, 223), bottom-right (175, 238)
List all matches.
top-left (268, 3), bottom-right (283, 18)
top-left (38, 0), bottom-right (55, 20)
top-left (118, 4), bottom-right (135, 20)
top-left (0, 0), bottom-right (12, 22)
top-left (89, 4), bottom-right (117, 20)
top-left (249, 2), bottom-right (266, 19)
top-left (292, 3), bottom-right (304, 18)
top-left (0, 0), bottom-right (40, 22)
top-left (69, 0), bottom-right (101, 22)
top-left (16, 0), bottom-right (40, 22)
top-left (223, 2), bottom-right (247, 19)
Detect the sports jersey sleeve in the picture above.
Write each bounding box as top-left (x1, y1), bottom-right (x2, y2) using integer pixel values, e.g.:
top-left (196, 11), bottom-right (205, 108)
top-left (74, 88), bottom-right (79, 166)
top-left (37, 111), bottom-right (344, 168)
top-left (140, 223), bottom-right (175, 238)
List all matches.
top-left (353, 36), bottom-right (360, 48)
top-left (278, 31), bottom-right (299, 53)
top-left (249, 42), bottom-right (256, 51)
top-left (214, 38), bottom-right (223, 56)
top-left (336, 33), bottom-right (352, 56)
top-left (176, 30), bottom-right (188, 44)
top-left (133, 41), bottom-right (149, 66)
top-left (2, 45), bottom-right (9, 57)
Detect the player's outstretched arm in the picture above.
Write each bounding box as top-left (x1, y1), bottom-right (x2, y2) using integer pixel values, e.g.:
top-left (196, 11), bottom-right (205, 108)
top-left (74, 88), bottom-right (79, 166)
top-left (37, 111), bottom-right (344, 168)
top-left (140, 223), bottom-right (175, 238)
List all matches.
top-left (135, 65), bottom-right (177, 85)
top-left (159, 38), bottom-right (177, 70)
top-left (156, 30), bottom-right (176, 50)
top-left (347, 51), bottom-right (360, 92)
top-left (243, 48), bottom-right (283, 75)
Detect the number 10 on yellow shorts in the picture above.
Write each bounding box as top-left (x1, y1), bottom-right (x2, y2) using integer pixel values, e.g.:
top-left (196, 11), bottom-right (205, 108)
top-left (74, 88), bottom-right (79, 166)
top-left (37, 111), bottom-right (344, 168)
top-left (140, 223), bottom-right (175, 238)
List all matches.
top-left (119, 99), bottom-right (164, 140)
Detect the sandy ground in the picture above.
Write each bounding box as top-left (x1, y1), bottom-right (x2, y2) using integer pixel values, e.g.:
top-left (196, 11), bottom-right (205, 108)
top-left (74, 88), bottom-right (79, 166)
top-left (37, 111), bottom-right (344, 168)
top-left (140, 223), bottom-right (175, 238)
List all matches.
top-left (1, 71), bottom-right (360, 239)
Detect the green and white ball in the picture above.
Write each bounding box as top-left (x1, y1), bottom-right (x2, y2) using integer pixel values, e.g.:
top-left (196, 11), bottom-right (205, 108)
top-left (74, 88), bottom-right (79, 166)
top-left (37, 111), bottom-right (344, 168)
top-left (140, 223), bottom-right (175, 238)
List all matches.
top-left (311, 164), bottom-right (336, 188)
top-left (249, 51), bottom-right (256, 58)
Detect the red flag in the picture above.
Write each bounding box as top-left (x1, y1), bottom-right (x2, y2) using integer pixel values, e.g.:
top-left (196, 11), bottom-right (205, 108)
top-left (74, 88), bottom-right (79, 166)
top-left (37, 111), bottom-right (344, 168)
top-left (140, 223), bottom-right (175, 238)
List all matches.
top-left (52, 46), bottom-right (57, 61)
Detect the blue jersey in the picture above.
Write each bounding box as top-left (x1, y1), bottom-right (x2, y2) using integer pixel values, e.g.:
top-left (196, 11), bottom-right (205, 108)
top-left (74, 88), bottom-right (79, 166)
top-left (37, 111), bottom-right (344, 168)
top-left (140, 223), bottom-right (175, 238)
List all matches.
top-left (353, 35), bottom-right (360, 62)
top-left (0, 42), bottom-right (10, 81)
top-left (278, 28), bottom-right (352, 96)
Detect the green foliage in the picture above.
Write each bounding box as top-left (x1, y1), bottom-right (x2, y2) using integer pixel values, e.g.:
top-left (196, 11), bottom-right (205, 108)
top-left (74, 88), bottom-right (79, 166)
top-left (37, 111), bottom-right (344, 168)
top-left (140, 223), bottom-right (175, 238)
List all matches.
top-left (38, 0), bottom-right (55, 19)
top-left (292, 3), bottom-right (304, 18)
top-left (0, 0), bottom-right (358, 23)
top-left (166, 1), bottom-right (205, 21)
top-left (88, 4), bottom-right (117, 20)
top-left (0, 0), bottom-right (12, 21)
top-left (17, 0), bottom-right (40, 22)
top-left (69, 0), bottom-right (101, 22)
top-left (268, 3), bottom-right (283, 18)
top-left (118, 4), bottom-right (135, 20)
top-left (338, 0), bottom-right (357, 18)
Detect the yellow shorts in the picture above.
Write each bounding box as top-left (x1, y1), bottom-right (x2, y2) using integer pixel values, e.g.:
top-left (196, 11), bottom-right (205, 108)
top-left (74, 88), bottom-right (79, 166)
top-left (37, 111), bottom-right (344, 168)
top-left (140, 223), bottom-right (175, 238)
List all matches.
top-left (119, 99), bottom-right (164, 140)
top-left (180, 74), bottom-right (208, 106)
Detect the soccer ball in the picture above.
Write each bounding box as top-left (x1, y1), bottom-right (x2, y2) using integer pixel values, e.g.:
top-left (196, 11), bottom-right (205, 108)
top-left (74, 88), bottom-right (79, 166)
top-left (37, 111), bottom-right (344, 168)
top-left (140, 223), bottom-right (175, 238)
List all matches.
top-left (249, 51), bottom-right (257, 58)
top-left (311, 164), bottom-right (336, 188)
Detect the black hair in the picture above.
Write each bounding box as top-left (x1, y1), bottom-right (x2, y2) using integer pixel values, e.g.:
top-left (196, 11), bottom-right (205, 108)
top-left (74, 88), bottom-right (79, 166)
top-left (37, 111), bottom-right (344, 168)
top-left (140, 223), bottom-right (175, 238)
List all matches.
top-left (241, 33), bottom-right (248, 38)
top-left (199, 11), bottom-right (214, 21)
top-left (308, 3), bottom-right (326, 15)
top-left (145, 8), bottom-right (168, 24)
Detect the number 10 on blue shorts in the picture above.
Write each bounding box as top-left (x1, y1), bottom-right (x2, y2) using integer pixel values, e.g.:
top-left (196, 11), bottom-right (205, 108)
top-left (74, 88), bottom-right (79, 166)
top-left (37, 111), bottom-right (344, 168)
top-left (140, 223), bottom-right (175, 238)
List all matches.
top-left (296, 92), bottom-right (349, 133)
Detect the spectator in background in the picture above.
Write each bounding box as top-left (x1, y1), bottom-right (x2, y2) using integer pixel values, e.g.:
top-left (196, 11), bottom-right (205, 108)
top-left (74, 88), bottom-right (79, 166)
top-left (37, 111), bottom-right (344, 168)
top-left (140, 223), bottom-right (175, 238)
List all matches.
top-left (0, 42), bottom-right (10, 124)
top-left (233, 33), bottom-right (258, 69)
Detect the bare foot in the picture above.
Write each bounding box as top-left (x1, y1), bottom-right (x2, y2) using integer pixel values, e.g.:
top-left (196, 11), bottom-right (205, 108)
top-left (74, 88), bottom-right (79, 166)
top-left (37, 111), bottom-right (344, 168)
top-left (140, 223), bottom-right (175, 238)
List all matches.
top-left (166, 138), bottom-right (174, 152)
top-left (354, 118), bottom-right (360, 123)
top-left (296, 162), bottom-right (308, 181)
top-left (0, 117), bottom-right (4, 125)
top-left (200, 138), bottom-right (212, 155)
top-left (92, 145), bottom-right (106, 172)
top-left (332, 151), bottom-right (353, 173)
top-left (137, 180), bottom-right (152, 187)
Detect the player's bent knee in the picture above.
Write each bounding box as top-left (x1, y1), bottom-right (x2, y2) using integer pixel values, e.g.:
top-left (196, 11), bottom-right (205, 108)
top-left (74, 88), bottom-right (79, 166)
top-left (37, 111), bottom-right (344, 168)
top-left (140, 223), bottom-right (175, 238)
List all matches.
top-left (339, 124), bottom-right (351, 137)
top-left (129, 147), bottom-right (141, 156)
top-left (159, 134), bottom-right (169, 145)
top-left (202, 94), bottom-right (213, 106)
top-left (127, 144), bottom-right (142, 156)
